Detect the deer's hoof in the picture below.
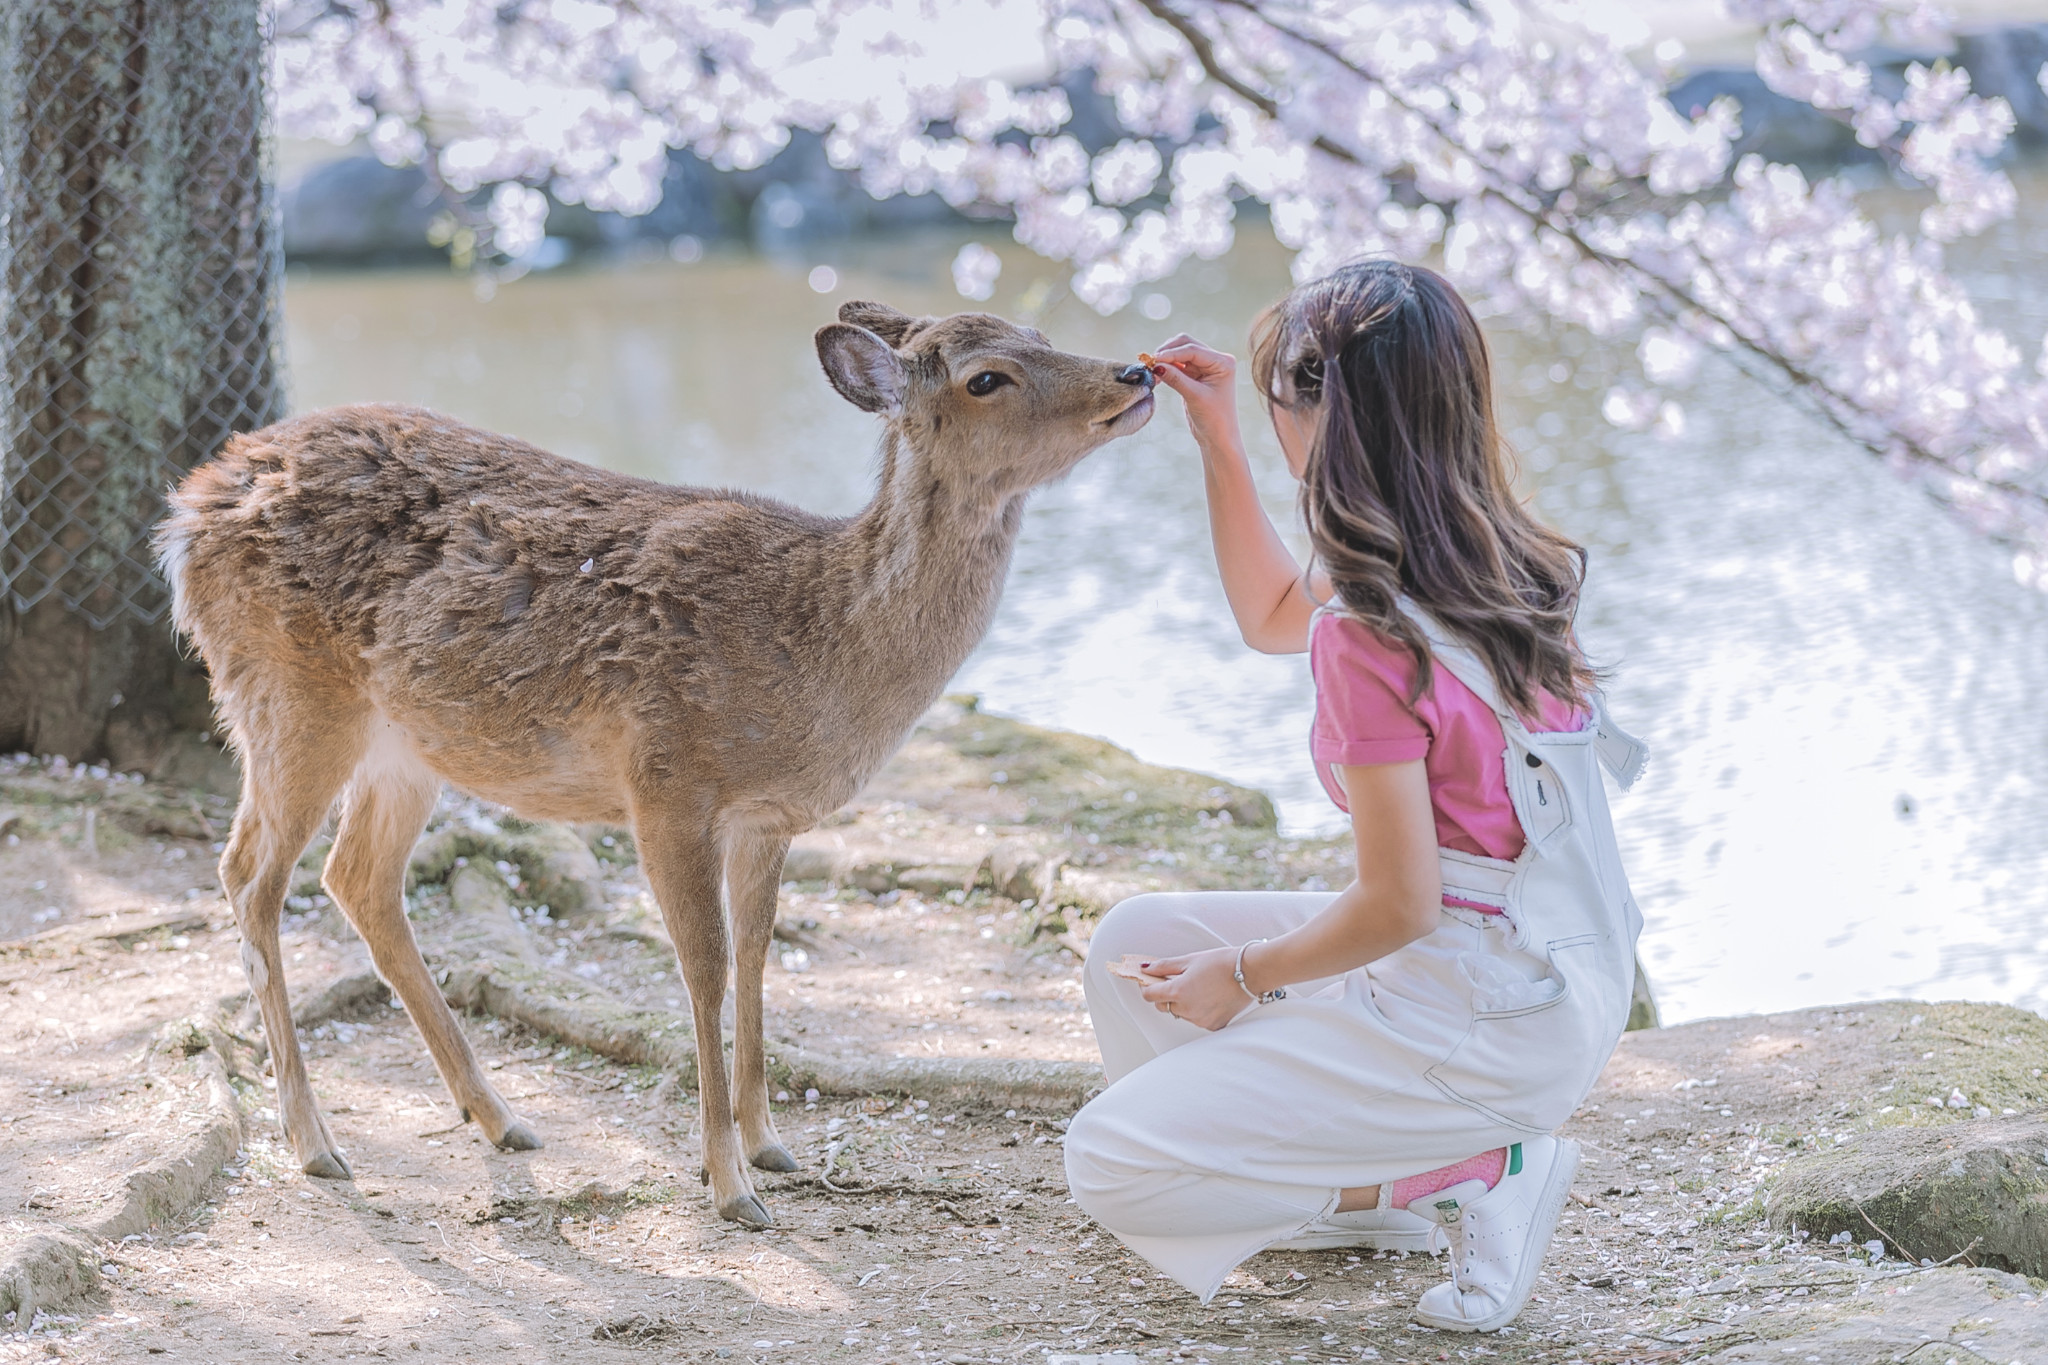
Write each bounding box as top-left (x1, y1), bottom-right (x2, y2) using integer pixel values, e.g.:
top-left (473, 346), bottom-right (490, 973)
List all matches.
top-left (748, 1143), bottom-right (799, 1173)
top-left (302, 1149), bottom-right (353, 1181)
top-left (494, 1121), bottom-right (543, 1152)
top-left (718, 1192), bottom-right (774, 1229)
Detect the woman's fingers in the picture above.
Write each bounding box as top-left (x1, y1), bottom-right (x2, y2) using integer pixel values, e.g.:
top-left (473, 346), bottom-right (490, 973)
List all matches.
top-left (1151, 352), bottom-right (1233, 387)
top-left (1151, 343), bottom-right (1228, 368)
top-left (1152, 358), bottom-right (1229, 391)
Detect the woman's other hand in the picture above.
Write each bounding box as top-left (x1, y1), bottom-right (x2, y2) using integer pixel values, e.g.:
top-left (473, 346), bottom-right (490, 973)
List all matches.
top-left (1136, 946), bottom-right (1250, 1031)
top-left (1149, 336), bottom-right (1241, 455)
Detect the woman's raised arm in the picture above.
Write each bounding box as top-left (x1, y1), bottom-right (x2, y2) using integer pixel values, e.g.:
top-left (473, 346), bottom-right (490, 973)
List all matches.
top-left (1149, 337), bottom-right (1327, 654)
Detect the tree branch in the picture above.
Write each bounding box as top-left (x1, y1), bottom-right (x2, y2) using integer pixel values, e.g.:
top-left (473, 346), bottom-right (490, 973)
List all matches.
top-left (1141, 0), bottom-right (2048, 517)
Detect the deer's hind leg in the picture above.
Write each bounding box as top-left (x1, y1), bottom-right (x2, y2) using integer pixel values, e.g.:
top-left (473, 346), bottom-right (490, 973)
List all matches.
top-left (218, 701), bottom-right (368, 1180)
top-left (728, 828), bottom-right (797, 1173)
top-left (322, 744), bottom-right (540, 1152)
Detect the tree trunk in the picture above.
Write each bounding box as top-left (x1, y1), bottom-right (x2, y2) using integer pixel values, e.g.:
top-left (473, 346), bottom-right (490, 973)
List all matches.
top-left (0, 0), bottom-right (281, 778)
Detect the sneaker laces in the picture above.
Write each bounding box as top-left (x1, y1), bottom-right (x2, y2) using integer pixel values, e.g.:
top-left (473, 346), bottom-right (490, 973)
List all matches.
top-left (1426, 1215), bottom-right (1477, 1297)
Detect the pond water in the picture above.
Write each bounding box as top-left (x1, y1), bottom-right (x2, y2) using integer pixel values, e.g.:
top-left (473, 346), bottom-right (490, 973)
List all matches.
top-left (282, 181), bottom-right (2048, 1026)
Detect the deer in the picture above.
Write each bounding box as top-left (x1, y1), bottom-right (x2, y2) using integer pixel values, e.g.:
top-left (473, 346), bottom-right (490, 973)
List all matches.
top-left (154, 300), bottom-right (1156, 1227)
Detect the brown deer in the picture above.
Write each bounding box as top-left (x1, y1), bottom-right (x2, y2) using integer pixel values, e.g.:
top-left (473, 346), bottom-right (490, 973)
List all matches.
top-left (156, 301), bottom-right (1155, 1226)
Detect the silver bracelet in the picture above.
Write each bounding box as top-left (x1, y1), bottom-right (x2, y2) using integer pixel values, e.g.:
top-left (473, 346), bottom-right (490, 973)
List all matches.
top-left (1234, 939), bottom-right (1287, 1005)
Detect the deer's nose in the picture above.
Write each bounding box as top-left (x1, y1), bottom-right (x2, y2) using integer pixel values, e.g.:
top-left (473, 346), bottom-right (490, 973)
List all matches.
top-left (1115, 363), bottom-right (1155, 389)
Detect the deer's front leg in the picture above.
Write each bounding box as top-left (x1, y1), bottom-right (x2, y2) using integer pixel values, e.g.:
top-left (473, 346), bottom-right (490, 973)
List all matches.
top-left (727, 829), bottom-right (797, 1172)
top-left (637, 810), bottom-right (769, 1227)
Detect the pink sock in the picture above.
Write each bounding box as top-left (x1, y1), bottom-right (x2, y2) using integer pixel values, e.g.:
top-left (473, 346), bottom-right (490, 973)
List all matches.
top-left (1388, 1147), bottom-right (1509, 1209)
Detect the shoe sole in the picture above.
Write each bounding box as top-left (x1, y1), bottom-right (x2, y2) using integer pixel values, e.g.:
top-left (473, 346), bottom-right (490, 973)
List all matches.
top-left (1268, 1227), bottom-right (1436, 1253)
top-left (1411, 1137), bottom-right (1580, 1333)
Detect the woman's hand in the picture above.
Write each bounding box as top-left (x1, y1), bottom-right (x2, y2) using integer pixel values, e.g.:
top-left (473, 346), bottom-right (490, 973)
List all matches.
top-left (1148, 335), bottom-right (1242, 456)
top-left (1135, 946), bottom-right (1252, 1032)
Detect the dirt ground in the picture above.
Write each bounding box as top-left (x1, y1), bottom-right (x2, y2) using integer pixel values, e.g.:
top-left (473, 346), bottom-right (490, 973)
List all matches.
top-left (3, 711), bottom-right (2044, 1365)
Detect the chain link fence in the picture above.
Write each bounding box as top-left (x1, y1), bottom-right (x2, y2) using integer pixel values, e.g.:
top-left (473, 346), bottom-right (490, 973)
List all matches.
top-left (1, 0), bottom-right (284, 631)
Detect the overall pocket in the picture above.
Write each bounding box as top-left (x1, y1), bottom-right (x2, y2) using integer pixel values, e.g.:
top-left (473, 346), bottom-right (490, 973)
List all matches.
top-left (1423, 935), bottom-right (1621, 1133)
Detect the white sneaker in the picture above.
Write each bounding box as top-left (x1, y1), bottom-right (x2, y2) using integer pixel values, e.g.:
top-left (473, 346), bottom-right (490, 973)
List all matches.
top-left (1270, 1205), bottom-right (1436, 1253)
top-left (1404, 1136), bottom-right (1579, 1333)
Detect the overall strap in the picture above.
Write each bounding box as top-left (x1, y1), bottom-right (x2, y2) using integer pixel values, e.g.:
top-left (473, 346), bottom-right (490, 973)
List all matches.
top-left (1394, 596), bottom-right (1522, 732)
top-left (1396, 595), bottom-right (1650, 791)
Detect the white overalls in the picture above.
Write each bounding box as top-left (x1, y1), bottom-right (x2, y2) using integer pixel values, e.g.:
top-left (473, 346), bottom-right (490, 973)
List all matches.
top-left (1064, 605), bottom-right (1647, 1301)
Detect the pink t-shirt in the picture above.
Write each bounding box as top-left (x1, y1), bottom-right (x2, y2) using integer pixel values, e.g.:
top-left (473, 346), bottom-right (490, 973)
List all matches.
top-left (1309, 612), bottom-right (1585, 892)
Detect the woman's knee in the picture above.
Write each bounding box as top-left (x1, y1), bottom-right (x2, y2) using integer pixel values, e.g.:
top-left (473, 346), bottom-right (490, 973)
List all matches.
top-left (1062, 1104), bottom-right (1143, 1211)
top-left (1083, 894), bottom-right (1193, 998)
top-left (1090, 893), bottom-right (1201, 960)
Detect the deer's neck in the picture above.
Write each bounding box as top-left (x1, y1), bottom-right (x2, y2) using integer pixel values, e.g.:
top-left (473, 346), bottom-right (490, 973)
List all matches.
top-left (837, 431), bottom-right (1024, 689)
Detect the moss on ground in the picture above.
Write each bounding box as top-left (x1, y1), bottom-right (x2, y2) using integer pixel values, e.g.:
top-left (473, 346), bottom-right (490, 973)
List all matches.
top-left (908, 695), bottom-right (1352, 896)
top-left (1880, 1002), bottom-right (2048, 1127)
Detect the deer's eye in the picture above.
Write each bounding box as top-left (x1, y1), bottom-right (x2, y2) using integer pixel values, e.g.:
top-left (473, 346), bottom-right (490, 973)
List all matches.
top-left (965, 371), bottom-right (1011, 397)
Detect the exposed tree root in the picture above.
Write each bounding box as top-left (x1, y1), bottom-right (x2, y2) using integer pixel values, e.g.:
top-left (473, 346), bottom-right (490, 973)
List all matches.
top-left (435, 958), bottom-right (1103, 1110)
top-left (0, 1020), bottom-right (244, 1326)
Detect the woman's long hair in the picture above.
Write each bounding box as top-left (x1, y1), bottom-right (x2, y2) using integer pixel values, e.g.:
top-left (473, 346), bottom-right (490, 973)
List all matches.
top-left (1251, 260), bottom-right (1596, 716)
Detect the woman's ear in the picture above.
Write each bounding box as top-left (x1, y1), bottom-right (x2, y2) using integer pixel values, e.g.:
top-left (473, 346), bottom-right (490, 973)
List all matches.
top-left (1271, 401), bottom-right (1315, 477)
top-left (815, 322), bottom-right (906, 416)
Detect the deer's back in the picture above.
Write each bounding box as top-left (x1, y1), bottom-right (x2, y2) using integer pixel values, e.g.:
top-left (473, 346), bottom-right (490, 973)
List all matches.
top-left (165, 405), bottom-right (868, 815)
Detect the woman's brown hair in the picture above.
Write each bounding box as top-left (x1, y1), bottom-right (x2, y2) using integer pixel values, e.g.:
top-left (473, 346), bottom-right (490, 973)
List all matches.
top-left (1251, 260), bottom-right (1596, 716)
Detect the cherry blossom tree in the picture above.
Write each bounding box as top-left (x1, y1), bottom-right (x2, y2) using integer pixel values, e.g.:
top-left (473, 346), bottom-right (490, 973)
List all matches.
top-left (276, 0), bottom-right (2048, 579)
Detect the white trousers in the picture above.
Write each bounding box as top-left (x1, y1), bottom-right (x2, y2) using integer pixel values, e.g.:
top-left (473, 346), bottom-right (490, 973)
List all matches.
top-left (1064, 891), bottom-right (1541, 1301)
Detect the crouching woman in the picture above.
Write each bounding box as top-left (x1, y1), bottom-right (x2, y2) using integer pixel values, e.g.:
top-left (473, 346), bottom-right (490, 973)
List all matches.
top-left (1064, 261), bottom-right (1648, 1332)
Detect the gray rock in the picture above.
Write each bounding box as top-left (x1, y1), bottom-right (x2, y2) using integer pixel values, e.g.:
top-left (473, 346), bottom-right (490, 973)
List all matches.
top-left (1698, 1266), bottom-right (2048, 1363)
top-left (1054, 868), bottom-right (1153, 917)
top-left (986, 839), bottom-right (1059, 904)
top-left (1766, 1111), bottom-right (2048, 1276)
top-left (1628, 953), bottom-right (1660, 1032)
top-left (407, 821), bottom-right (608, 918)
top-left (894, 863), bottom-right (979, 898)
top-left (781, 841), bottom-right (849, 883)
top-left (848, 861), bottom-right (900, 895)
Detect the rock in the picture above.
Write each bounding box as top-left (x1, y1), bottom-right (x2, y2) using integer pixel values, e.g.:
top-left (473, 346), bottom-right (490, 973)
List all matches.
top-left (848, 861), bottom-right (901, 895)
top-left (781, 842), bottom-right (848, 883)
top-left (1697, 1266), bottom-right (2048, 1363)
top-left (1208, 787), bottom-right (1277, 830)
top-left (1627, 953), bottom-right (1660, 1032)
top-left (1053, 868), bottom-right (1155, 917)
top-left (894, 863), bottom-right (979, 898)
top-left (986, 839), bottom-right (1060, 904)
top-left (143, 730), bottom-right (241, 797)
top-left (449, 862), bottom-right (521, 921)
top-left (505, 824), bottom-right (607, 916)
top-left (407, 822), bottom-right (607, 918)
top-left (293, 969), bottom-right (392, 1030)
top-left (1766, 1111), bottom-right (2048, 1275)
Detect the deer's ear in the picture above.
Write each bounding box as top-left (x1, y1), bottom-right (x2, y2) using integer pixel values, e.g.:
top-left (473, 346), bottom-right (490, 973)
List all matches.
top-left (816, 323), bottom-right (906, 416)
top-left (837, 300), bottom-right (925, 347)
